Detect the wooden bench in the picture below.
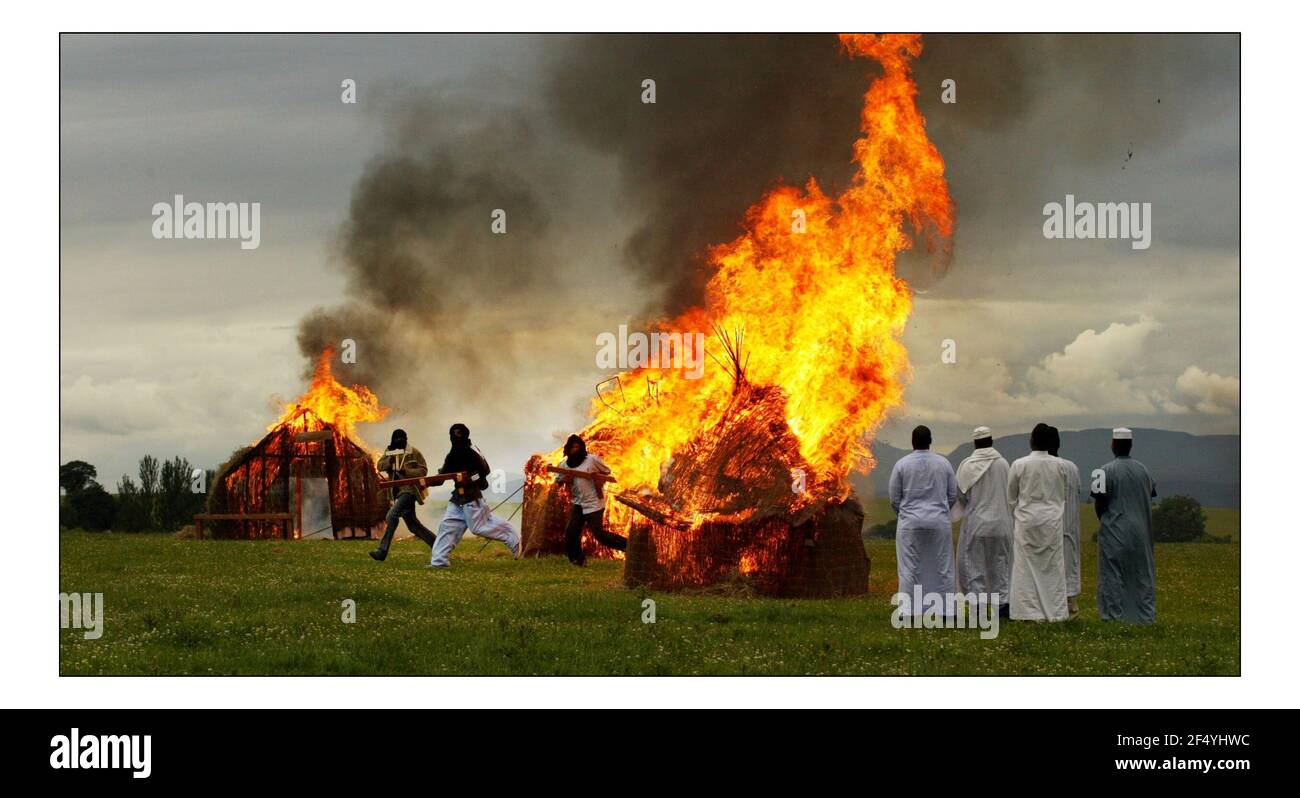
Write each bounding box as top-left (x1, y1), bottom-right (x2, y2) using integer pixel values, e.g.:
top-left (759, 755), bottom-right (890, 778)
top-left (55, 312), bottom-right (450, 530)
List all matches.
top-left (193, 512), bottom-right (293, 540)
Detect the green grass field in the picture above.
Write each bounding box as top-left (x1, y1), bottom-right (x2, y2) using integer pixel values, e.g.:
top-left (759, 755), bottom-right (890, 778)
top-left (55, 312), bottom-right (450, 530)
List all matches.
top-left (58, 507), bottom-right (1239, 675)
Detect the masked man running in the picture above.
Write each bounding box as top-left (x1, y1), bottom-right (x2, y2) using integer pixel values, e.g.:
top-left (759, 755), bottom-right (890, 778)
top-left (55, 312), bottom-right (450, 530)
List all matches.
top-left (370, 428), bottom-right (436, 561)
top-left (429, 423), bottom-right (520, 568)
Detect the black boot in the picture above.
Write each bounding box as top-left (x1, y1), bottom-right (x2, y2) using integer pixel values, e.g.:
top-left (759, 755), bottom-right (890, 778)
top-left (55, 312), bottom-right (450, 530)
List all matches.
top-left (369, 547), bottom-right (387, 561)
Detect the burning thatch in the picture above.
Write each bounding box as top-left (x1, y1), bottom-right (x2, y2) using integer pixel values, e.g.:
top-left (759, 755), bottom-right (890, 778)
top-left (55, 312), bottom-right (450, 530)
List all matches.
top-left (615, 378), bottom-right (870, 597)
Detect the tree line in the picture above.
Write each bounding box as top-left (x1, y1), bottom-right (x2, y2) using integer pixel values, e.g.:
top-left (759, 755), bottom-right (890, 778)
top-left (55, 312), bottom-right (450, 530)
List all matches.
top-left (59, 457), bottom-right (214, 532)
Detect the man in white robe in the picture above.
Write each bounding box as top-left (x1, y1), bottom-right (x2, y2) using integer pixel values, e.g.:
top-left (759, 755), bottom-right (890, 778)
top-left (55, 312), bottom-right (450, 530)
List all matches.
top-left (1006, 423), bottom-right (1069, 622)
top-left (1047, 426), bottom-right (1083, 619)
top-left (888, 425), bottom-right (958, 617)
top-left (955, 426), bottom-right (1013, 618)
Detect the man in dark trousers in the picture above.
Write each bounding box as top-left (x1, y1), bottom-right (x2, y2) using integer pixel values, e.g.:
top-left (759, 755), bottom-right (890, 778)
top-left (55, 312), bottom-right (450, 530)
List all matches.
top-left (428, 423), bottom-right (520, 568)
top-left (370, 428), bottom-right (436, 561)
top-left (554, 434), bottom-right (627, 566)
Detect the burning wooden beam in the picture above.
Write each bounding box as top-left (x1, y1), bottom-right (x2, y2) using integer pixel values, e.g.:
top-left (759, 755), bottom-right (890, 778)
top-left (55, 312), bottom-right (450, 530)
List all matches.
top-left (613, 492), bottom-right (689, 530)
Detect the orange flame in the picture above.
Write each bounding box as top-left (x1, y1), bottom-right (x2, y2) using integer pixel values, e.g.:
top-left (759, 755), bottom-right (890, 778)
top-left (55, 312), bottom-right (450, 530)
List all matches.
top-left (554, 34), bottom-right (953, 505)
top-left (273, 348), bottom-right (389, 442)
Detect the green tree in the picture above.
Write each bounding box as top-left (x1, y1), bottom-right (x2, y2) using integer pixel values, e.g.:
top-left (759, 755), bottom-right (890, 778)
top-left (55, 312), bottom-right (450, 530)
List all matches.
top-left (158, 456), bottom-right (198, 532)
top-left (114, 474), bottom-right (151, 532)
top-left (1152, 495), bottom-right (1207, 543)
top-left (67, 483), bottom-right (116, 530)
top-left (59, 460), bottom-right (98, 494)
top-left (137, 455), bottom-right (160, 528)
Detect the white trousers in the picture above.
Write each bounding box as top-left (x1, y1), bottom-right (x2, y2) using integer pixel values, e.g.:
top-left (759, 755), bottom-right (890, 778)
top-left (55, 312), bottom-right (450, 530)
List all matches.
top-left (431, 499), bottom-right (519, 567)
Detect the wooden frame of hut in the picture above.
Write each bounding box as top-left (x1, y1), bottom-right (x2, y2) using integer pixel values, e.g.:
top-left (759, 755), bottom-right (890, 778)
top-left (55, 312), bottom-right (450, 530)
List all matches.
top-left (198, 408), bottom-right (386, 540)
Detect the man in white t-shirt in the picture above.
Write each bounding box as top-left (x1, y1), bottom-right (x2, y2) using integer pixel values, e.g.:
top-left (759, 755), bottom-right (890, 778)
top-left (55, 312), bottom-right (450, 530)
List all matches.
top-left (554, 434), bottom-right (627, 566)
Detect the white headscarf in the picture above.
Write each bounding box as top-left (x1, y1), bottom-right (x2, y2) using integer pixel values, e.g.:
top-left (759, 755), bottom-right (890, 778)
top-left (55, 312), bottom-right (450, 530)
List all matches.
top-left (956, 446), bottom-right (1003, 494)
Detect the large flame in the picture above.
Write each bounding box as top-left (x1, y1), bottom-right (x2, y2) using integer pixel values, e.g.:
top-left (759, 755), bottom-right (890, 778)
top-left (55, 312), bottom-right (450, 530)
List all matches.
top-left (273, 348), bottom-right (389, 442)
top-left (549, 34), bottom-right (953, 508)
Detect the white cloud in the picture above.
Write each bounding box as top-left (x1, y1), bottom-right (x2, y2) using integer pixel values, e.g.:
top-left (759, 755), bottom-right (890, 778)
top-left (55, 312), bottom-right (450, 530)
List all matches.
top-left (1024, 315), bottom-right (1165, 415)
top-left (893, 315), bottom-right (1239, 448)
top-left (1172, 366), bottom-right (1240, 415)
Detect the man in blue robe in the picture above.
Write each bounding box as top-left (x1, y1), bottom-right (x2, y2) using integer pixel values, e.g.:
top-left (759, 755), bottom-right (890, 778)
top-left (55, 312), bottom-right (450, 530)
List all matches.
top-left (1090, 427), bottom-right (1157, 624)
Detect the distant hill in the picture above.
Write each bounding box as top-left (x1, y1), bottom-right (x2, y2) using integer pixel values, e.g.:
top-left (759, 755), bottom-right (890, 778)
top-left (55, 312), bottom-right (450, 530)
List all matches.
top-left (851, 428), bottom-right (1239, 508)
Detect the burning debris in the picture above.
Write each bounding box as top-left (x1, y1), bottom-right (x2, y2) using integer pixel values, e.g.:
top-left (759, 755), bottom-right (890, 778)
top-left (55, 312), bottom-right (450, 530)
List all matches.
top-left (523, 33), bottom-right (953, 595)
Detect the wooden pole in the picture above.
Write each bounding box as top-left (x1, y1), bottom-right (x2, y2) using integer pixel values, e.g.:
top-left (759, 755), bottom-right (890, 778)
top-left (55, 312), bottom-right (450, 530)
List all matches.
top-left (545, 465), bottom-right (618, 484)
top-left (294, 461), bottom-right (303, 540)
top-left (377, 472), bottom-right (468, 491)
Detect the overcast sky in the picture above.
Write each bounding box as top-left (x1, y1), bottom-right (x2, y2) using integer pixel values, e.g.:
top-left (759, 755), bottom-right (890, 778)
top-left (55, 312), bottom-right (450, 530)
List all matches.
top-left (60, 34), bottom-right (1239, 489)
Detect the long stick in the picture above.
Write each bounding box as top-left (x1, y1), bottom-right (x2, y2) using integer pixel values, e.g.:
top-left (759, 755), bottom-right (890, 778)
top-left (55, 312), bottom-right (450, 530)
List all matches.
top-left (545, 465), bottom-right (618, 484)
top-left (377, 472), bottom-right (467, 491)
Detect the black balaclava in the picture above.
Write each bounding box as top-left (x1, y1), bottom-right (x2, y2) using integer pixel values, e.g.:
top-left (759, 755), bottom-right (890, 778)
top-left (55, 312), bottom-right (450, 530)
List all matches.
top-left (564, 434), bottom-right (587, 468)
top-left (1047, 426), bottom-right (1061, 457)
top-left (389, 429), bottom-right (408, 451)
top-left (1030, 423), bottom-right (1052, 452)
top-left (911, 425), bottom-right (932, 451)
top-left (449, 423), bottom-right (471, 449)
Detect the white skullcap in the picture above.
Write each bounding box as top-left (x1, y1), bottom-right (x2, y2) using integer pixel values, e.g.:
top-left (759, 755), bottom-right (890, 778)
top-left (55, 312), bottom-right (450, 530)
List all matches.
top-left (1112, 427), bottom-right (1133, 440)
top-left (972, 426), bottom-right (991, 440)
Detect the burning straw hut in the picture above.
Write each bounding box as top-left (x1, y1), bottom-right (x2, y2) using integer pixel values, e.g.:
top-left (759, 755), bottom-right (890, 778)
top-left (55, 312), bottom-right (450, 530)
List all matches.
top-left (522, 34), bottom-right (951, 597)
top-left (200, 408), bottom-right (386, 540)
top-left (521, 333), bottom-right (870, 597)
top-left (615, 379), bottom-right (869, 598)
top-left (614, 332), bottom-right (870, 598)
